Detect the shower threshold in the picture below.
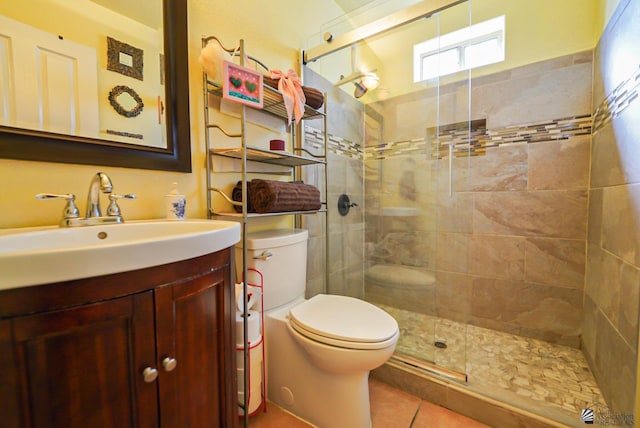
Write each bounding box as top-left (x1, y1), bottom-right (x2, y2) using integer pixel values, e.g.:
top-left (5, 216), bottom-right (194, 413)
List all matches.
top-left (390, 353), bottom-right (467, 384)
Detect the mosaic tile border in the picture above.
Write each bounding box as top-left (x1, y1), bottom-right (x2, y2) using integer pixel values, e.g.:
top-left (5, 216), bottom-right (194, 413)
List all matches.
top-left (304, 125), bottom-right (364, 160)
top-left (304, 113), bottom-right (594, 162)
top-left (364, 115), bottom-right (592, 161)
top-left (592, 64), bottom-right (640, 133)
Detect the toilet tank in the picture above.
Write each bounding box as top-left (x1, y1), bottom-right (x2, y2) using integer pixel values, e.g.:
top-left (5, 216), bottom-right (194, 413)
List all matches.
top-left (235, 229), bottom-right (308, 311)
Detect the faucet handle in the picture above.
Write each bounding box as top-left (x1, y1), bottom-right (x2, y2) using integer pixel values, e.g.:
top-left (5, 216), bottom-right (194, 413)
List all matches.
top-left (36, 193), bottom-right (80, 219)
top-left (107, 193), bottom-right (136, 217)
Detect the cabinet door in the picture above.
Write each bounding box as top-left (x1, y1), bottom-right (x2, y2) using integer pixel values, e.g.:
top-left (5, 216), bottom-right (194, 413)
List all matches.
top-left (6, 292), bottom-right (158, 428)
top-left (155, 264), bottom-right (237, 428)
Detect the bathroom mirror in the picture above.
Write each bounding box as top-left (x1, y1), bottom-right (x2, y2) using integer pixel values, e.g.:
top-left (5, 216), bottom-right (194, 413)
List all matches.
top-left (0, 0), bottom-right (191, 172)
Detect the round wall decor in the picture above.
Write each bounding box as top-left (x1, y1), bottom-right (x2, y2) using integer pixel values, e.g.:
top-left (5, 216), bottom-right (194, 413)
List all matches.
top-left (108, 85), bottom-right (144, 117)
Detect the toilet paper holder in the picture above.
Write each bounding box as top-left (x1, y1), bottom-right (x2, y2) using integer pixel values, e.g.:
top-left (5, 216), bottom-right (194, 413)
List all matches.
top-left (236, 267), bottom-right (267, 417)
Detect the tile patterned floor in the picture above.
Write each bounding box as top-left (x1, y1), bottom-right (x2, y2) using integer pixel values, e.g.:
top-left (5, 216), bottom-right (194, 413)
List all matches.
top-left (378, 304), bottom-right (608, 422)
top-left (248, 378), bottom-right (490, 427)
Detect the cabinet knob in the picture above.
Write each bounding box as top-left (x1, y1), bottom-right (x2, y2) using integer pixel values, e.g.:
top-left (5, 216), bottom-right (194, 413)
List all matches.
top-left (162, 357), bottom-right (178, 372)
top-left (142, 367), bottom-right (158, 383)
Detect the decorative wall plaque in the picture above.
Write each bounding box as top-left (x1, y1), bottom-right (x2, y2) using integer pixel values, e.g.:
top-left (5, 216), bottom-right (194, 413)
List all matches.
top-left (107, 36), bottom-right (144, 81)
top-left (108, 85), bottom-right (144, 117)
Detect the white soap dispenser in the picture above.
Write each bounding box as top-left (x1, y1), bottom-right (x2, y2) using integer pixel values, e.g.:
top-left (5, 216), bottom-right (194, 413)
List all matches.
top-left (165, 182), bottom-right (186, 220)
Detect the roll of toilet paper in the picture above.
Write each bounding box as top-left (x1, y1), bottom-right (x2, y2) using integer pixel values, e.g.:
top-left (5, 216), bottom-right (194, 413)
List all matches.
top-left (237, 341), bottom-right (264, 416)
top-left (235, 283), bottom-right (262, 312)
top-left (235, 310), bottom-right (261, 346)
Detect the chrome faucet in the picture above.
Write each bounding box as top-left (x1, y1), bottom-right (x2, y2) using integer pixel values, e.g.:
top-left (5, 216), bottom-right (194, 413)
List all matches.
top-left (85, 172), bottom-right (113, 218)
top-left (36, 172), bottom-right (136, 227)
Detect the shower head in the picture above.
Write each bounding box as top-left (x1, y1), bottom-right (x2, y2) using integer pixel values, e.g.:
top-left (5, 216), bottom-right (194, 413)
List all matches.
top-left (334, 44), bottom-right (380, 97)
top-left (354, 81), bottom-right (367, 98)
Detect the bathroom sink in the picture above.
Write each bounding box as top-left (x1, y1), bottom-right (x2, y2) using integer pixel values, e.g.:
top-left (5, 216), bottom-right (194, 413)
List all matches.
top-left (0, 220), bottom-right (241, 290)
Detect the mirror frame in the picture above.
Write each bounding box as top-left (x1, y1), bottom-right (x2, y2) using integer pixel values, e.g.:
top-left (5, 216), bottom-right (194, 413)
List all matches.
top-left (0, 0), bottom-right (191, 172)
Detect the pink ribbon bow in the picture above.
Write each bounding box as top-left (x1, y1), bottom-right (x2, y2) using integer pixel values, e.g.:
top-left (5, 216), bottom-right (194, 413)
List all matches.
top-left (270, 69), bottom-right (306, 125)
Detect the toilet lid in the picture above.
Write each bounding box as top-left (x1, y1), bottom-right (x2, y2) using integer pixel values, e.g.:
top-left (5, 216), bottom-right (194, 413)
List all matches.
top-left (289, 294), bottom-right (398, 344)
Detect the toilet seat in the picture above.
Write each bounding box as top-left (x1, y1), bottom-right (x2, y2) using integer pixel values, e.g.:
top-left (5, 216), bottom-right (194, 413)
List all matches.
top-left (289, 294), bottom-right (399, 350)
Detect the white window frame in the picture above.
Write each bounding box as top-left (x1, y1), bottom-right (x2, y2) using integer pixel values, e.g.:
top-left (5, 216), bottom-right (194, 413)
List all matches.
top-left (413, 15), bottom-right (505, 82)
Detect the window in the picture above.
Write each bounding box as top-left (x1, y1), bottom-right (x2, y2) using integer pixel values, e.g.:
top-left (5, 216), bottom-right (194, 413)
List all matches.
top-left (413, 15), bottom-right (505, 82)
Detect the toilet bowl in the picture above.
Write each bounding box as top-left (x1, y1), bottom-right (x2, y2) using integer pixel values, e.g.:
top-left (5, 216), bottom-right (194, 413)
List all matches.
top-left (288, 294), bottom-right (399, 374)
top-left (236, 229), bottom-right (399, 428)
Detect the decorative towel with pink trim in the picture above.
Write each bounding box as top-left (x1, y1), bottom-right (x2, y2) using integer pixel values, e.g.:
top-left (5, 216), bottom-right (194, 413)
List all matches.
top-left (269, 69), bottom-right (306, 125)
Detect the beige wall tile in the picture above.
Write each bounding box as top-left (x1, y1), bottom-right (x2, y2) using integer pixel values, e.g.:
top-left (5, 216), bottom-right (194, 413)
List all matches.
top-left (470, 278), bottom-right (582, 340)
top-left (471, 62), bottom-right (592, 129)
top-left (594, 310), bottom-right (637, 414)
top-left (524, 238), bottom-right (586, 289)
top-left (602, 183), bottom-right (640, 266)
top-left (468, 234), bottom-right (526, 280)
top-left (581, 294), bottom-right (598, 362)
top-left (585, 243), bottom-right (620, 326)
top-left (435, 271), bottom-right (472, 323)
top-left (618, 262), bottom-right (640, 350)
top-left (437, 192), bottom-right (474, 233)
top-left (474, 190), bottom-right (588, 239)
top-left (464, 145), bottom-right (528, 192)
top-left (587, 188), bottom-right (604, 245)
top-left (586, 241), bottom-right (640, 349)
top-left (528, 136), bottom-right (590, 190)
top-left (591, 104), bottom-right (640, 188)
top-left (436, 232), bottom-right (468, 273)
top-left (306, 235), bottom-right (325, 283)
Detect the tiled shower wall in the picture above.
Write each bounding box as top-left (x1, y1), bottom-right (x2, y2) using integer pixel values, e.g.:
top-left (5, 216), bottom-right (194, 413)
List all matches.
top-left (364, 51), bottom-right (593, 348)
top-left (583, 0), bottom-right (640, 414)
top-left (301, 67), bottom-right (365, 299)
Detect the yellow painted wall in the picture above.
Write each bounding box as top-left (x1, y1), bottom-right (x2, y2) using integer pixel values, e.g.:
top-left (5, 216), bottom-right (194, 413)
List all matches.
top-left (309, 0), bottom-right (602, 103)
top-left (595, 0), bottom-right (622, 36)
top-left (468, 0), bottom-right (598, 78)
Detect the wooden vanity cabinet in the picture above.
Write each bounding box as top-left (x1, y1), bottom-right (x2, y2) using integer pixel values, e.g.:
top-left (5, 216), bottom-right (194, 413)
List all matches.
top-left (0, 249), bottom-right (238, 428)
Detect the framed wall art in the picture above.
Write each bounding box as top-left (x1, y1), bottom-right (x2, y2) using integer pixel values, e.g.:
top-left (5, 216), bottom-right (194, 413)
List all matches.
top-left (222, 60), bottom-right (263, 108)
top-left (107, 37), bottom-right (144, 81)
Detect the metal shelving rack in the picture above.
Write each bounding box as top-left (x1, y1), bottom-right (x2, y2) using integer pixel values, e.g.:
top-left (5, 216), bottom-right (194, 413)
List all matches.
top-left (201, 35), bottom-right (328, 428)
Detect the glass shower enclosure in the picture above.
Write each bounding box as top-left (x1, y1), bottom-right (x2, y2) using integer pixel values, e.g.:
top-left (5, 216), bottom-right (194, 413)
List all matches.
top-left (301, 0), bottom-right (608, 425)
top-left (303, 0), bottom-right (473, 379)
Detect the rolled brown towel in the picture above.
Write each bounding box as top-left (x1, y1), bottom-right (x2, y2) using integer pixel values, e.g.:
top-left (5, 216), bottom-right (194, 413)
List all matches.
top-left (249, 179), bottom-right (321, 213)
top-left (231, 181), bottom-right (255, 213)
top-left (263, 76), bottom-right (324, 110)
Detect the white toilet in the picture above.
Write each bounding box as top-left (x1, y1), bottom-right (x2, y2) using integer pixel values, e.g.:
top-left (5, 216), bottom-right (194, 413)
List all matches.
top-left (236, 229), bottom-right (399, 428)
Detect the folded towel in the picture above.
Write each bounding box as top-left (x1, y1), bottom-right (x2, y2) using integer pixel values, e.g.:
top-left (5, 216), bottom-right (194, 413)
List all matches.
top-left (249, 179), bottom-right (321, 213)
top-left (231, 181), bottom-right (255, 213)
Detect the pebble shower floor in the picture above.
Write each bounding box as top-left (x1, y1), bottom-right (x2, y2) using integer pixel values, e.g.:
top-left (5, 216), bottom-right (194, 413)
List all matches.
top-left (378, 304), bottom-right (607, 424)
